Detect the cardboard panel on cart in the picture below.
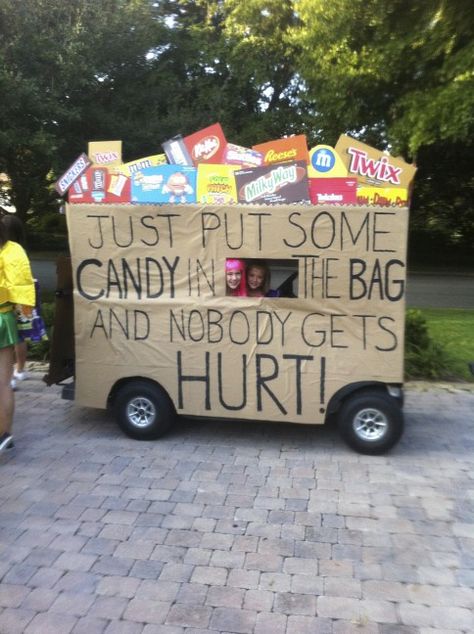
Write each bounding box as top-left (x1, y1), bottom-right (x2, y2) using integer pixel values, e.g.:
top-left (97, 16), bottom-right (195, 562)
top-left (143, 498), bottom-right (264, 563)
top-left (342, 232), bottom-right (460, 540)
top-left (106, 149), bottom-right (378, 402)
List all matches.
top-left (72, 293), bottom-right (406, 418)
top-left (66, 203), bottom-right (408, 421)
top-left (65, 204), bottom-right (409, 299)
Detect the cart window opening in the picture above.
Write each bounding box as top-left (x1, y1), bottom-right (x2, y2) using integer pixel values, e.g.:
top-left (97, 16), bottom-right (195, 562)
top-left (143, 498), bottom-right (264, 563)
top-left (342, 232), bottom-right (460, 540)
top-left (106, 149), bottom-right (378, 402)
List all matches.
top-left (225, 258), bottom-right (298, 298)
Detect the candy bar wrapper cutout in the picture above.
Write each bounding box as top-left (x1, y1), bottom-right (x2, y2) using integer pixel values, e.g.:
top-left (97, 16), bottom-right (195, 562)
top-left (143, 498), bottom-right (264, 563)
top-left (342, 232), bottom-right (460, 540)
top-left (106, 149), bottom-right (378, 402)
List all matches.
top-left (183, 123), bottom-right (227, 165)
top-left (252, 134), bottom-right (309, 166)
top-left (223, 143), bottom-right (263, 168)
top-left (309, 178), bottom-right (357, 205)
top-left (235, 161), bottom-right (310, 204)
top-left (162, 135), bottom-right (194, 166)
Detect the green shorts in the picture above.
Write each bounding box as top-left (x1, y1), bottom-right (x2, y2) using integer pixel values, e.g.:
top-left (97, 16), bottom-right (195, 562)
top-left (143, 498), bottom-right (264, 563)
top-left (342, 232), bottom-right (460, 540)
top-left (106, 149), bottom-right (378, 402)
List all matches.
top-left (0, 310), bottom-right (19, 349)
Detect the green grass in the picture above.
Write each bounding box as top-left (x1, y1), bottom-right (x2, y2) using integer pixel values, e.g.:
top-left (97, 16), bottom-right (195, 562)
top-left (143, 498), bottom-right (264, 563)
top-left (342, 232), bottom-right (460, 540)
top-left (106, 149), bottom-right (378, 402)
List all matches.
top-left (415, 308), bottom-right (474, 382)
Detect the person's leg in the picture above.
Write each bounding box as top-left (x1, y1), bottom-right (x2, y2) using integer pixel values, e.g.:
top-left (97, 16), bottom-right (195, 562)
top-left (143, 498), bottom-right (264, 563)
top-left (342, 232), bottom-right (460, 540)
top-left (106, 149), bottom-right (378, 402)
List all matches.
top-left (0, 345), bottom-right (15, 436)
top-left (14, 341), bottom-right (28, 378)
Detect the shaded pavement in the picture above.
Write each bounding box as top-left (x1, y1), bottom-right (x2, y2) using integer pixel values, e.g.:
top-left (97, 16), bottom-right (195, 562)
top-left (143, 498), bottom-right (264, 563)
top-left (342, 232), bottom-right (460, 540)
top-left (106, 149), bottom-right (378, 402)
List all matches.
top-left (1, 371), bottom-right (473, 633)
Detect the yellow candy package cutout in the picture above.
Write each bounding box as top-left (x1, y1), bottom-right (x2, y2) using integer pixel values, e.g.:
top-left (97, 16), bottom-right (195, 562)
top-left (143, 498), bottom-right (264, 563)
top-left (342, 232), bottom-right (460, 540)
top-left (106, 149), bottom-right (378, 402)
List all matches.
top-left (308, 145), bottom-right (348, 178)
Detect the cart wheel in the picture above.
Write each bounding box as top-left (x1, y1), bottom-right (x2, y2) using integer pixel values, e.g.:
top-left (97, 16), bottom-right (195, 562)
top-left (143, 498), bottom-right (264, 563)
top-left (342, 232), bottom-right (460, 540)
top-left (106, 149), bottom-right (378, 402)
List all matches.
top-left (113, 380), bottom-right (175, 440)
top-left (337, 390), bottom-right (404, 454)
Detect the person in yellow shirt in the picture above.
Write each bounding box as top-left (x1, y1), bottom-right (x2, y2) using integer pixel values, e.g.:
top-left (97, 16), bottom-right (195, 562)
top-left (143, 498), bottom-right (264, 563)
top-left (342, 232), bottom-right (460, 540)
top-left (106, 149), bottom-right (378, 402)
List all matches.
top-left (0, 220), bottom-right (35, 452)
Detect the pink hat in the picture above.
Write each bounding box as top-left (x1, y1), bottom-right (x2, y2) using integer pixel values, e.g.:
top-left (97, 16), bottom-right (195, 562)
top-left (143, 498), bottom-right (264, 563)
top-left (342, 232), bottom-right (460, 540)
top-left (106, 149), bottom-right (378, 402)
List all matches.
top-left (226, 258), bottom-right (245, 272)
top-left (226, 259), bottom-right (247, 296)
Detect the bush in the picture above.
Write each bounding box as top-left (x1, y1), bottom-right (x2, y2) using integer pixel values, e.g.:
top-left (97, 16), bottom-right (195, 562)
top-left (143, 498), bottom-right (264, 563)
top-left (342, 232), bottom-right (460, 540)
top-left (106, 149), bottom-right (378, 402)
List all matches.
top-left (26, 211), bottom-right (67, 234)
top-left (27, 231), bottom-right (69, 252)
top-left (26, 212), bottom-right (69, 252)
top-left (405, 309), bottom-right (452, 380)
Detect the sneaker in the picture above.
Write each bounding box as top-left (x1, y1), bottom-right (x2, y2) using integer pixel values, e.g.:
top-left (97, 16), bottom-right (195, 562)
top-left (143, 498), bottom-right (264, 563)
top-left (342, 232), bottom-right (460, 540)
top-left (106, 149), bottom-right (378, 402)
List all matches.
top-left (10, 378), bottom-right (17, 390)
top-left (0, 433), bottom-right (13, 451)
top-left (14, 370), bottom-right (28, 381)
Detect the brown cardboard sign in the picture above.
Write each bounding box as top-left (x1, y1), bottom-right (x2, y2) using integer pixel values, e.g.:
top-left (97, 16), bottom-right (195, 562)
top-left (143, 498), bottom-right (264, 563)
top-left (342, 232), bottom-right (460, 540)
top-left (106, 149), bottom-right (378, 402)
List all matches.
top-left (335, 135), bottom-right (417, 189)
top-left (235, 161), bottom-right (310, 204)
top-left (66, 202), bottom-right (407, 426)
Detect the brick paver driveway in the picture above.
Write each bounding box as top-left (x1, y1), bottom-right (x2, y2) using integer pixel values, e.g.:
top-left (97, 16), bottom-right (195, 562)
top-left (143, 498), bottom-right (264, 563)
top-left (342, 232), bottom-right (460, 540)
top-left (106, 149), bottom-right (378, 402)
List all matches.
top-left (1, 373), bottom-right (473, 634)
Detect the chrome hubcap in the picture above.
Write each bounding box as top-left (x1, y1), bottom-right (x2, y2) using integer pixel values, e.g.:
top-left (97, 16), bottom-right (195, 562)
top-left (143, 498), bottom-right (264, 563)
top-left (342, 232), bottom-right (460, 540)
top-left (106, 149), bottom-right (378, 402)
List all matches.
top-left (353, 407), bottom-right (388, 441)
top-left (127, 397), bottom-right (156, 428)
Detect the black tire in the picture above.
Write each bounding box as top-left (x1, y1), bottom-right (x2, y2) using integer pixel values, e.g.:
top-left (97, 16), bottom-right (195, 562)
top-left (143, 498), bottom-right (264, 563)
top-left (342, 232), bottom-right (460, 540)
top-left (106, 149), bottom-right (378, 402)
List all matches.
top-left (113, 380), bottom-right (175, 440)
top-left (337, 390), bottom-right (404, 455)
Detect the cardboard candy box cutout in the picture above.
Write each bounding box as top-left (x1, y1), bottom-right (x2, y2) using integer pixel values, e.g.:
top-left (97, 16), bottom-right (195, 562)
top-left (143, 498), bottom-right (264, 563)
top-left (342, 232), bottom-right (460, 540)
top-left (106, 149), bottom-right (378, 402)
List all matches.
top-left (131, 166), bottom-right (197, 204)
top-left (57, 128), bottom-right (416, 209)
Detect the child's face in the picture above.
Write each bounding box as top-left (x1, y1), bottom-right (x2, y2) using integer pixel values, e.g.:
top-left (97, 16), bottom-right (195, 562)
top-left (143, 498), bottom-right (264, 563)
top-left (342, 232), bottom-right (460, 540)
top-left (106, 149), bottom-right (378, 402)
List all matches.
top-left (226, 269), bottom-right (242, 290)
top-left (247, 267), bottom-right (264, 291)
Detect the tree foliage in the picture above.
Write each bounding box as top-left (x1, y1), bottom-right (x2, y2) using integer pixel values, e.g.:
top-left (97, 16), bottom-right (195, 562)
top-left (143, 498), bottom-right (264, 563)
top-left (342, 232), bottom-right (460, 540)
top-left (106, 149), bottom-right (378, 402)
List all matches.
top-left (0, 0), bottom-right (472, 255)
top-left (0, 0), bottom-right (165, 217)
top-left (293, 0), bottom-right (474, 154)
top-left (0, 0), bottom-right (303, 218)
top-left (292, 0), bottom-right (474, 250)
top-left (144, 1), bottom-right (306, 143)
